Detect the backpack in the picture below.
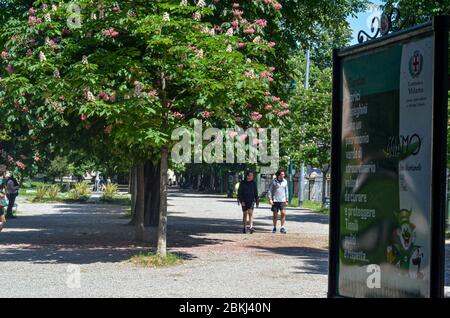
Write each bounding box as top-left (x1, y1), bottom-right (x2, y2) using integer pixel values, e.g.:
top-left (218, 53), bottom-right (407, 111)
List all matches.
top-left (11, 178), bottom-right (19, 187)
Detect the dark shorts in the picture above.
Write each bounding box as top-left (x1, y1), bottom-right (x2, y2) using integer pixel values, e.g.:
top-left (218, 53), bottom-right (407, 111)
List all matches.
top-left (241, 201), bottom-right (255, 212)
top-left (271, 202), bottom-right (287, 213)
top-left (0, 207), bottom-right (4, 216)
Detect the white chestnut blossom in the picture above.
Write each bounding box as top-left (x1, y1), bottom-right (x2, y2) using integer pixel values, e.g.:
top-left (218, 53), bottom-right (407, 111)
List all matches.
top-left (162, 12), bottom-right (170, 22)
top-left (39, 52), bottom-right (47, 62)
top-left (193, 11), bottom-right (202, 21)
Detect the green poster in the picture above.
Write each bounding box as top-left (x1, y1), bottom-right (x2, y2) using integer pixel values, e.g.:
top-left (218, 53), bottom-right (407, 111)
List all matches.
top-left (338, 36), bottom-right (433, 298)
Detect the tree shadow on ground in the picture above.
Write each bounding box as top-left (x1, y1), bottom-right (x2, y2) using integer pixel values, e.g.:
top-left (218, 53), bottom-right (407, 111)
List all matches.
top-left (250, 245), bottom-right (328, 275)
top-left (0, 203), bottom-right (265, 265)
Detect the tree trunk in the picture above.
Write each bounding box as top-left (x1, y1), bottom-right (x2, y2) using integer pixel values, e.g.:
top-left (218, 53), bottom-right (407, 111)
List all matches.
top-left (144, 160), bottom-right (160, 227)
top-left (134, 163), bottom-right (145, 242)
top-left (157, 146), bottom-right (169, 257)
top-left (129, 167), bottom-right (138, 225)
top-left (128, 168), bottom-right (132, 194)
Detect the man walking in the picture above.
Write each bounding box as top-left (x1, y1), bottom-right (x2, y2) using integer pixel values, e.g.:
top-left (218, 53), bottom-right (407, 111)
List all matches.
top-left (237, 171), bottom-right (259, 234)
top-left (268, 169), bottom-right (288, 234)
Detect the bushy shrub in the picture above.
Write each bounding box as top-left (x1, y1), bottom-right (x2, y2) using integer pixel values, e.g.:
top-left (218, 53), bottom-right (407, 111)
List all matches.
top-left (101, 183), bottom-right (118, 201)
top-left (33, 184), bottom-right (60, 202)
top-left (68, 182), bottom-right (90, 201)
top-left (46, 184), bottom-right (60, 200)
top-left (34, 186), bottom-right (48, 201)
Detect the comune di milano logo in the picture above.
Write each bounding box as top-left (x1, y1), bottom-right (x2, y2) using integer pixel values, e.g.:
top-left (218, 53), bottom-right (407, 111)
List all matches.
top-left (409, 50), bottom-right (423, 78)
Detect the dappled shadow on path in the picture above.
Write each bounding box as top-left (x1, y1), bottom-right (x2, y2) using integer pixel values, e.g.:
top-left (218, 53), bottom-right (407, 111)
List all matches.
top-left (250, 245), bottom-right (328, 275)
top-left (0, 201), bottom-right (268, 265)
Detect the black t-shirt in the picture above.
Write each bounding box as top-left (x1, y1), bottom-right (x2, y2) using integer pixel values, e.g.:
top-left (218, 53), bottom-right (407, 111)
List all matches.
top-left (237, 180), bottom-right (259, 203)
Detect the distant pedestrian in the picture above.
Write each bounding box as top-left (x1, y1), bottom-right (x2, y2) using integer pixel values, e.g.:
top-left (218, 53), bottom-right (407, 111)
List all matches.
top-left (268, 169), bottom-right (289, 234)
top-left (99, 176), bottom-right (106, 191)
top-left (5, 174), bottom-right (19, 219)
top-left (237, 171), bottom-right (259, 234)
top-left (0, 186), bottom-right (8, 232)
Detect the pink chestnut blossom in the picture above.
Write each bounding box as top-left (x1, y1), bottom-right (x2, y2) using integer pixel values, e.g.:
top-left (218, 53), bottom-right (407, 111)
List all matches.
top-left (233, 9), bottom-right (243, 17)
top-left (251, 111), bottom-right (263, 122)
top-left (103, 28), bottom-right (119, 38)
top-left (239, 134), bottom-right (248, 141)
top-left (274, 109), bottom-right (289, 117)
top-left (243, 27), bottom-right (255, 34)
top-left (272, 2), bottom-right (282, 10)
top-left (256, 19), bottom-right (268, 28)
top-left (16, 161), bottom-right (26, 170)
top-left (252, 139), bottom-right (263, 145)
top-left (1, 51), bottom-right (7, 60)
top-left (228, 131), bottom-right (239, 138)
top-left (201, 111), bottom-right (212, 119)
top-left (172, 112), bottom-right (184, 119)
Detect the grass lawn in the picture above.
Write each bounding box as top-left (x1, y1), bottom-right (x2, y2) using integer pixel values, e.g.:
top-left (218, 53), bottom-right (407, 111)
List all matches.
top-left (259, 197), bottom-right (329, 214)
top-left (100, 194), bottom-right (131, 206)
top-left (130, 252), bottom-right (184, 268)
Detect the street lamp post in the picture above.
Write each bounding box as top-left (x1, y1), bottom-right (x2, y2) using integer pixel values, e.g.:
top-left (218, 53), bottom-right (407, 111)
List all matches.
top-left (298, 48), bottom-right (310, 208)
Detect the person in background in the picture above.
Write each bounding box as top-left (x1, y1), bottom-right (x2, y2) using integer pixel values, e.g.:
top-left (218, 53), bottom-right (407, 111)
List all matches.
top-left (237, 171), bottom-right (259, 234)
top-left (267, 169), bottom-right (289, 234)
top-left (6, 174), bottom-right (19, 219)
top-left (0, 185), bottom-right (8, 232)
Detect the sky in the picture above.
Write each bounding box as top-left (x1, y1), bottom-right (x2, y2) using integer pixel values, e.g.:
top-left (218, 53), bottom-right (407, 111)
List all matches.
top-left (348, 0), bottom-right (383, 45)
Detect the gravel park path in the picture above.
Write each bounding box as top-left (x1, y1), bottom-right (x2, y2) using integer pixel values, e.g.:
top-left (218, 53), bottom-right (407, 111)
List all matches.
top-left (0, 190), bottom-right (448, 298)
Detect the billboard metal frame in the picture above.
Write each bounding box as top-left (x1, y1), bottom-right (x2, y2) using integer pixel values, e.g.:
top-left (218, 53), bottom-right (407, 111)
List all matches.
top-left (329, 16), bottom-right (449, 298)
